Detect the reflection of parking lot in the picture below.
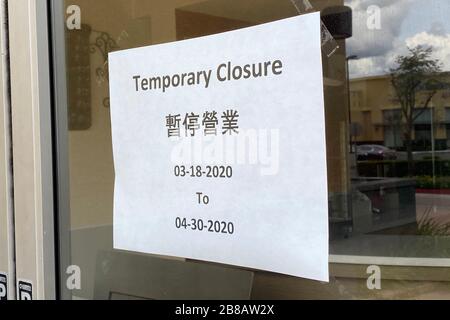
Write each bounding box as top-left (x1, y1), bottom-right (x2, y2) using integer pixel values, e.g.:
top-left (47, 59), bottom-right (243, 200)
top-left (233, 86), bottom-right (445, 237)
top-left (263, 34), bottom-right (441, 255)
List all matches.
top-left (397, 150), bottom-right (450, 161)
top-left (416, 193), bottom-right (450, 224)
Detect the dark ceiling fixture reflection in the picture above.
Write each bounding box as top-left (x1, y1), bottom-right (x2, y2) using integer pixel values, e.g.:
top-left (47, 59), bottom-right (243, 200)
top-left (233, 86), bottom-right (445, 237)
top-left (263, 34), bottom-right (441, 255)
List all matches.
top-left (90, 30), bottom-right (120, 108)
top-left (321, 6), bottom-right (353, 40)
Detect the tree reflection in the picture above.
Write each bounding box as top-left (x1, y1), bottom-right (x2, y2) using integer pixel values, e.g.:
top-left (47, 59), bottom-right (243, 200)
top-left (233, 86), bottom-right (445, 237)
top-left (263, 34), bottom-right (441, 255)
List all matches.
top-left (390, 45), bottom-right (444, 175)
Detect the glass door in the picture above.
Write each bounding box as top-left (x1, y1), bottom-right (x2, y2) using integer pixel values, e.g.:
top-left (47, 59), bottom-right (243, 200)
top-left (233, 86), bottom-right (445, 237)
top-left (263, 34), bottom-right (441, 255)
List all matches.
top-left (50, 0), bottom-right (450, 300)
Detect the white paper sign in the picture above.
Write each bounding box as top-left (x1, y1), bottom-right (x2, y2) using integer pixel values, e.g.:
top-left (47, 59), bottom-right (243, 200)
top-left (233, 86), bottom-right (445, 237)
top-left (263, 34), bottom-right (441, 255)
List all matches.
top-left (110, 13), bottom-right (329, 282)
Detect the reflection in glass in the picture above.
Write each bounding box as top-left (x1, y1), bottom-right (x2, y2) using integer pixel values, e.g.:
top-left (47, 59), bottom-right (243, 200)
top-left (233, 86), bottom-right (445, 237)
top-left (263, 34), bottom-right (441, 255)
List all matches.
top-left (56, 0), bottom-right (450, 299)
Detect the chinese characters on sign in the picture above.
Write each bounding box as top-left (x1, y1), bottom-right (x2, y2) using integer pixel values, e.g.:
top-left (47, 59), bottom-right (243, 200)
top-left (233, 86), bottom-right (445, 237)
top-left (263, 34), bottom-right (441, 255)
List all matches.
top-left (166, 110), bottom-right (240, 137)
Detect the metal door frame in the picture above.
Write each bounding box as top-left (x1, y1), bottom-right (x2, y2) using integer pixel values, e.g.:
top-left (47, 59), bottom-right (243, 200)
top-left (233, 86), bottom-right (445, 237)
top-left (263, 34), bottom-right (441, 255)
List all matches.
top-left (8, 0), bottom-right (56, 300)
top-left (0, 0), bottom-right (15, 301)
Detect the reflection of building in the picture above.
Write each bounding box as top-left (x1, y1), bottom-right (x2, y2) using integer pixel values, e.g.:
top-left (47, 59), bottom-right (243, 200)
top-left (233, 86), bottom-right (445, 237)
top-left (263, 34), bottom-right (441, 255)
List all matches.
top-left (350, 73), bottom-right (450, 150)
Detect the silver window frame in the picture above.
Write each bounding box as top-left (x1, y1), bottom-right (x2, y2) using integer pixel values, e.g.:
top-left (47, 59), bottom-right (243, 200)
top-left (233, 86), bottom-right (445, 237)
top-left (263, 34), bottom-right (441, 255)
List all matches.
top-left (9, 0), bottom-right (56, 300)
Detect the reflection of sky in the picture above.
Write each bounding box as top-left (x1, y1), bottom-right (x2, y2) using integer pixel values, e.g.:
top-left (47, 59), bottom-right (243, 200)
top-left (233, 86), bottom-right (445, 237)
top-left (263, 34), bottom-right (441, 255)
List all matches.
top-left (345, 0), bottom-right (450, 79)
top-left (402, 0), bottom-right (450, 38)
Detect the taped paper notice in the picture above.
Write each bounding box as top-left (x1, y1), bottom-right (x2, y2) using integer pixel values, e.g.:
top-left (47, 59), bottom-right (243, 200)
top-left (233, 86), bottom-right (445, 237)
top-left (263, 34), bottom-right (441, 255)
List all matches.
top-left (110, 13), bottom-right (329, 281)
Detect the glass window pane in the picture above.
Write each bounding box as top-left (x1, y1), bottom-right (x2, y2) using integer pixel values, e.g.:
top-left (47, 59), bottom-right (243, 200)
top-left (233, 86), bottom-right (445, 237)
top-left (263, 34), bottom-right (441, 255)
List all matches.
top-left (53, 0), bottom-right (450, 299)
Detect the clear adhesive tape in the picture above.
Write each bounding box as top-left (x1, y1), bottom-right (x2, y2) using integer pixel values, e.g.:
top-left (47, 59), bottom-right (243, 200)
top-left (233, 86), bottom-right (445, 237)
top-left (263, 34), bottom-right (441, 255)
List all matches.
top-left (289, 0), bottom-right (340, 58)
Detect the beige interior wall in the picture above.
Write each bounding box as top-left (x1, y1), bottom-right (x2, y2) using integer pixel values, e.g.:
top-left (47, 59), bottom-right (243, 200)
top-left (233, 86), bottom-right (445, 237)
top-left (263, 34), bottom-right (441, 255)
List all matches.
top-left (66, 0), bottom-right (207, 229)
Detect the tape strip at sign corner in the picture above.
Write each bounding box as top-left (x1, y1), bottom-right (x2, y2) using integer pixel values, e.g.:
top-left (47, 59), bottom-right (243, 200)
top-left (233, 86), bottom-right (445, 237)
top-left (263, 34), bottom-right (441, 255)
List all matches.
top-left (289, 0), bottom-right (340, 58)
